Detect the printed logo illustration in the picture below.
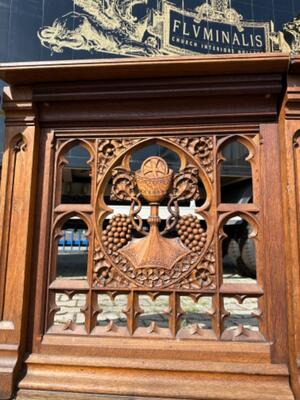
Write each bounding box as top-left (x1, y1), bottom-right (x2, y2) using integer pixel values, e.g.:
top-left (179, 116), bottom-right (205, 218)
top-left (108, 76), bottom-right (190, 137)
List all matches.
top-left (38, 0), bottom-right (300, 57)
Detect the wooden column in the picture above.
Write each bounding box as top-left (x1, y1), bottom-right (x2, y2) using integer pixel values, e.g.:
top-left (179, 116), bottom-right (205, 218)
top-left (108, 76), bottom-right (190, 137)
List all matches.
top-left (0, 86), bottom-right (38, 399)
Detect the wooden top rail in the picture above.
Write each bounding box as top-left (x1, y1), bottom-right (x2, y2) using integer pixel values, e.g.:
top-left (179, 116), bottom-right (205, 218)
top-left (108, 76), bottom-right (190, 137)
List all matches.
top-left (0, 53), bottom-right (290, 85)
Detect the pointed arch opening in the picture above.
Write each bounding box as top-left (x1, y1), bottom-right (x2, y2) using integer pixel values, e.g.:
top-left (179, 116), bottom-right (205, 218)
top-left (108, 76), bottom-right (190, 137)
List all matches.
top-left (56, 217), bottom-right (89, 280)
top-left (220, 140), bottom-right (253, 204)
top-left (61, 144), bottom-right (91, 204)
top-left (222, 215), bottom-right (257, 284)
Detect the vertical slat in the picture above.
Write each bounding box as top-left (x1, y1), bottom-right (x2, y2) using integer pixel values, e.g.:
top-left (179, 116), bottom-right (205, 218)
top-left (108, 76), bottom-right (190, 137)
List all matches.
top-left (260, 123), bottom-right (288, 362)
top-left (213, 135), bottom-right (222, 339)
top-left (71, 230), bottom-right (73, 252)
top-left (127, 291), bottom-right (139, 336)
top-left (169, 292), bottom-right (180, 337)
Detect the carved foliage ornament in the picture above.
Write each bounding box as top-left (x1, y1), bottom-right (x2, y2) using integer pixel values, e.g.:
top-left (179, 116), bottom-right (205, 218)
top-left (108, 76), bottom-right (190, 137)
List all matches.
top-left (170, 137), bottom-right (214, 182)
top-left (94, 138), bottom-right (215, 290)
top-left (97, 139), bottom-right (140, 182)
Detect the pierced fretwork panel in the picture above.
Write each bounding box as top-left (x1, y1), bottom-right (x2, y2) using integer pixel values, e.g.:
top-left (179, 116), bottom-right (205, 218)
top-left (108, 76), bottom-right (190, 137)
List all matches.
top-left (178, 295), bottom-right (215, 339)
top-left (47, 291), bottom-right (87, 335)
top-left (96, 293), bottom-right (128, 327)
top-left (91, 293), bottom-right (129, 336)
top-left (44, 134), bottom-right (265, 342)
top-left (93, 138), bottom-right (215, 291)
top-left (136, 294), bottom-right (170, 336)
top-left (221, 296), bottom-right (264, 341)
top-left (219, 140), bottom-right (253, 204)
top-left (61, 144), bottom-right (92, 204)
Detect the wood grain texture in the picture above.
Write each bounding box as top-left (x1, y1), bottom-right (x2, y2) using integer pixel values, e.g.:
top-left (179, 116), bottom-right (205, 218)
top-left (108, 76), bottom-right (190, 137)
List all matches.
top-left (0, 54), bottom-right (298, 400)
top-left (18, 353), bottom-right (293, 400)
top-left (0, 53), bottom-right (289, 85)
top-left (0, 88), bottom-right (38, 399)
top-left (279, 70), bottom-right (300, 399)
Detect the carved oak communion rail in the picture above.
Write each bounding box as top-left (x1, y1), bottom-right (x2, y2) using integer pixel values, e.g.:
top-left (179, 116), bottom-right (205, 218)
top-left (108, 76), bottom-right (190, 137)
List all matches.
top-left (0, 54), bottom-right (299, 400)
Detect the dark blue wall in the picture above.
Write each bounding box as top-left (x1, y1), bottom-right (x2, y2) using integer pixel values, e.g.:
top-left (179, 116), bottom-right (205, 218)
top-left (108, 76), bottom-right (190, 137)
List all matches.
top-left (0, 0), bottom-right (299, 62)
top-left (0, 0), bottom-right (300, 163)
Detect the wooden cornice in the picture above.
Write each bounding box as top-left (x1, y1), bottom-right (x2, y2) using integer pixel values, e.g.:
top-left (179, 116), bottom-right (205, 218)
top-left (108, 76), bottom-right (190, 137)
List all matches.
top-left (0, 53), bottom-right (291, 126)
top-left (0, 53), bottom-right (290, 85)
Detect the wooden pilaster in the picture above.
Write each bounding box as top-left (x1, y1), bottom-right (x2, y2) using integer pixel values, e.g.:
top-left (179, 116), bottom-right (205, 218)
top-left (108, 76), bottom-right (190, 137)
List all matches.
top-left (0, 86), bottom-right (38, 399)
top-left (280, 65), bottom-right (300, 399)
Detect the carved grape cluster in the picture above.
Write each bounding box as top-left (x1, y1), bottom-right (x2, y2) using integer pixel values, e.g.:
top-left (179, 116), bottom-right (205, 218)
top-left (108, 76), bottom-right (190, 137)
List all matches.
top-left (102, 214), bottom-right (132, 253)
top-left (176, 215), bottom-right (207, 253)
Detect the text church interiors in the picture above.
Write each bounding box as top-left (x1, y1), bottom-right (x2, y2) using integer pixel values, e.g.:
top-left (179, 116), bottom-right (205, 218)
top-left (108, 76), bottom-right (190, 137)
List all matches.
top-left (1, 0), bottom-right (300, 184)
top-left (1, 0), bottom-right (300, 62)
top-left (47, 134), bottom-right (264, 341)
top-left (35, 0), bottom-right (300, 58)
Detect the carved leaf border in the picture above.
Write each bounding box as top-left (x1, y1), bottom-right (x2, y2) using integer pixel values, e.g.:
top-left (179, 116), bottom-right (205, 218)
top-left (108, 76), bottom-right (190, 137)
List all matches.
top-left (93, 241), bottom-right (216, 290)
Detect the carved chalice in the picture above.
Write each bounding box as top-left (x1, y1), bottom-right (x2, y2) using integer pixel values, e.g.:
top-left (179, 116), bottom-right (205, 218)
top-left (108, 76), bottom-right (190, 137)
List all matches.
top-left (119, 157), bottom-right (190, 270)
top-left (135, 157), bottom-right (172, 203)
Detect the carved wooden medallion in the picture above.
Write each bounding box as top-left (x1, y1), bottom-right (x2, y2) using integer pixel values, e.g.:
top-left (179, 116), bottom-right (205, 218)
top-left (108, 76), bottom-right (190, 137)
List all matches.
top-left (94, 138), bottom-right (215, 290)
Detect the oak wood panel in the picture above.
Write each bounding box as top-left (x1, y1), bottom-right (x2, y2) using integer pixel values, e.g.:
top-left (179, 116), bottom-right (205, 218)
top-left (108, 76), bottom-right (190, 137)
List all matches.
top-left (280, 75), bottom-right (300, 399)
top-left (260, 123), bottom-right (289, 363)
top-left (0, 54), bottom-right (297, 400)
top-left (0, 88), bottom-right (38, 399)
top-left (38, 335), bottom-right (272, 363)
top-left (34, 73), bottom-right (283, 127)
top-left (285, 121), bottom-right (300, 396)
top-left (18, 364), bottom-right (293, 400)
